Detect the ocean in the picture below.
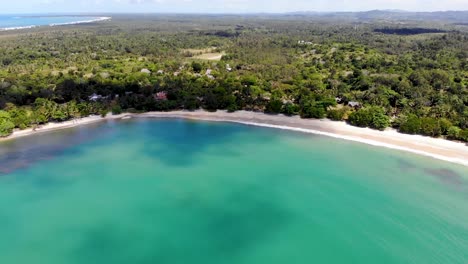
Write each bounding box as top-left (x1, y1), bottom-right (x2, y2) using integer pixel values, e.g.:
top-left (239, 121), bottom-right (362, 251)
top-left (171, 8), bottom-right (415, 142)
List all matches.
top-left (0, 118), bottom-right (467, 263)
top-left (0, 15), bottom-right (109, 30)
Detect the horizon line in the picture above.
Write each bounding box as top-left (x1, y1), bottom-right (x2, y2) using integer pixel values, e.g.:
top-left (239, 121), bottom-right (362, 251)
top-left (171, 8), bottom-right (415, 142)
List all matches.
top-left (1, 9), bottom-right (468, 15)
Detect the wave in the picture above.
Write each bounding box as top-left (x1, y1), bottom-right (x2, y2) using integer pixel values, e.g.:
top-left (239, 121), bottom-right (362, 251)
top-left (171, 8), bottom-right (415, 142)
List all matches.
top-left (48, 17), bottom-right (111, 27)
top-left (0, 25), bottom-right (37, 31)
top-left (137, 112), bottom-right (468, 167)
top-left (0, 17), bottom-right (111, 31)
top-left (227, 121), bottom-right (468, 167)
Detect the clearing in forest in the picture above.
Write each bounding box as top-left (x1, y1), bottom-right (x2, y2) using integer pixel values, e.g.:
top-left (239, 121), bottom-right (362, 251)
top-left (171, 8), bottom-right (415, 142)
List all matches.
top-left (182, 48), bottom-right (225, 61)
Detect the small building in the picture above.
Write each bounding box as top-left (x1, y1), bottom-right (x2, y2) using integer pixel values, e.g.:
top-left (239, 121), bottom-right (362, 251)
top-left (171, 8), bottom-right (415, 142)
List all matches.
top-left (226, 64), bottom-right (232, 71)
top-left (88, 93), bottom-right (103, 102)
top-left (155, 91), bottom-right (168, 101)
top-left (298, 40), bottom-right (313, 45)
top-left (205, 69), bottom-right (214, 79)
top-left (141, 68), bottom-right (151, 74)
top-left (100, 72), bottom-right (110, 79)
top-left (157, 70), bottom-right (164, 74)
top-left (348, 101), bottom-right (361, 108)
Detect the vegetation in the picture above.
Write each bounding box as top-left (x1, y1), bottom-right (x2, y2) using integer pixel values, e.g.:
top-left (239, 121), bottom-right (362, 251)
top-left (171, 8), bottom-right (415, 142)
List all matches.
top-left (348, 107), bottom-right (390, 131)
top-left (0, 110), bottom-right (15, 137)
top-left (0, 14), bottom-right (466, 142)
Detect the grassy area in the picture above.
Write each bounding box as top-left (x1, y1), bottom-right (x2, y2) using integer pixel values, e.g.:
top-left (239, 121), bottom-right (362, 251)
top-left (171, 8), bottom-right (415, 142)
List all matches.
top-left (194, 52), bottom-right (225, 61)
top-left (182, 48), bottom-right (225, 61)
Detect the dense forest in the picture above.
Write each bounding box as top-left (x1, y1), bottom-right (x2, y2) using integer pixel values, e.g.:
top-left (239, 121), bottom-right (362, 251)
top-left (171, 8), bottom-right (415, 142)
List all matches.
top-left (0, 14), bottom-right (467, 142)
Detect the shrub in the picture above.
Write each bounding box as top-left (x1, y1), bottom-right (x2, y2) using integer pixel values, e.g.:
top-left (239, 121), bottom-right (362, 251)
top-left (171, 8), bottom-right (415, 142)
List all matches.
top-left (0, 110), bottom-right (15, 137)
top-left (191, 62), bottom-right (203, 73)
top-left (100, 110), bottom-right (108, 118)
top-left (420, 117), bottom-right (441, 137)
top-left (282, 103), bottom-right (299, 116)
top-left (458, 129), bottom-right (468, 142)
top-left (348, 108), bottom-right (373, 128)
top-left (399, 114), bottom-right (421, 135)
top-left (327, 108), bottom-right (347, 121)
top-left (112, 105), bottom-right (123, 115)
top-left (301, 102), bottom-right (326, 119)
top-left (348, 107), bottom-right (389, 130)
top-left (265, 99), bottom-right (283, 114)
top-left (447, 126), bottom-right (461, 140)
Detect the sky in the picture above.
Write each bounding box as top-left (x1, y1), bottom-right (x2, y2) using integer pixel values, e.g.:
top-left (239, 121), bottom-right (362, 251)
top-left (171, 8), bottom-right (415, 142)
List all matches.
top-left (1, 0), bottom-right (467, 14)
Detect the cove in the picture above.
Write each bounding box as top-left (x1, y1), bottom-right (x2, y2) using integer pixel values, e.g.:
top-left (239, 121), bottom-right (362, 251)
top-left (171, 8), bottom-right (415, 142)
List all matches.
top-left (0, 118), bottom-right (467, 264)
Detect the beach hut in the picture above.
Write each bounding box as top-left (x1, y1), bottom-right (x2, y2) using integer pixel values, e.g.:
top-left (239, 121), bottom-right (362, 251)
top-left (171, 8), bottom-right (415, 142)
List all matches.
top-left (348, 101), bottom-right (361, 108)
top-left (155, 92), bottom-right (168, 101)
top-left (88, 93), bottom-right (103, 102)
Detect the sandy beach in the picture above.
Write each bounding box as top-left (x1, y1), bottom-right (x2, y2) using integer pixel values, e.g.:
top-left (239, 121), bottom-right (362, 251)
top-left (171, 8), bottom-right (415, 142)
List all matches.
top-left (1, 110), bottom-right (467, 167)
top-left (0, 114), bottom-right (121, 141)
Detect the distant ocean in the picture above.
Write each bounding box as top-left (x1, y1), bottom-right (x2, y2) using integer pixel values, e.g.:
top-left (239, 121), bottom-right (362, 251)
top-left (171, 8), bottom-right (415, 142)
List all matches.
top-left (0, 15), bottom-right (110, 31)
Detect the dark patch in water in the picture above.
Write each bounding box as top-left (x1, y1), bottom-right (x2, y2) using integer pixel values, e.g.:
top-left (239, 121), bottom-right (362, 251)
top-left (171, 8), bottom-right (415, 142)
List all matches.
top-left (424, 168), bottom-right (464, 186)
top-left (136, 119), bottom-right (277, 167)
top-left (396, 159), bottom-right (417, 171)
top-left (0, 119), bottom-right (277, 174)
top-left (72, 184), bottom-right (291, 263)
top-left (0, 122), bottom-right (111, 176)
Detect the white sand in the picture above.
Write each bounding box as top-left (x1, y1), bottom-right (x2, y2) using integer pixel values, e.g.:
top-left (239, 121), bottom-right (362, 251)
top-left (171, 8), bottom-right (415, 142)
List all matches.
top-left (0, 114), bottom-right (123, 141)
top-left (2, 110), bottom-right (467, 167)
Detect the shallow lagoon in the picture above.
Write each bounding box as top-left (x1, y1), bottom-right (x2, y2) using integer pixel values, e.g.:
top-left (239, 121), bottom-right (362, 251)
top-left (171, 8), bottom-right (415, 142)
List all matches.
top-left (0, 119), bottom-right (467, 263)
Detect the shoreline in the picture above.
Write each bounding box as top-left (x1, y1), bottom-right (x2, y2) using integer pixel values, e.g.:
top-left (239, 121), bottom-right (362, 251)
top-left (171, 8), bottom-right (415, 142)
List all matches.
top-left (0, 16), bottom-right (111, 31)
top-left (1, 110), bottom-right (467, 167)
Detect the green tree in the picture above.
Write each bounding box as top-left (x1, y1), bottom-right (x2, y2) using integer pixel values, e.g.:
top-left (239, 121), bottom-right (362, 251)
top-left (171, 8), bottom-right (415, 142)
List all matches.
top-left (191, 62), bottom-right (203, 73)
top-left (327, 108), bottom-right (348, 121)
top-left (300, 102), bottom-right (326, 119)
top-left (282, 103), bottom-right (299, 116)
top-left (348, 107), bottom-right (389, 130)
top-left (0, 110), bottom-right (15, 137)
top-left (370, 107), bottom-right (390, 131)
top-left (459, 129), bottom-right (468, 142)
top-left (420, 117), bottom-right (441, 137)
top-left (348, 109), bottom-right (373, 128)
top-left (77, 103), bottom-right (91, 117)
top-left (112, 105), bottom-right (123, 115)
top-left (438, 118), bottom-right (452, 135)
top-left (447, 126), bottom-right (461, 140)
top-left (51, 104), bottom-right (68, 121)
top-left (6, 104), bottom-right (31, 129)
top-left (265, 99), bottom-right (283, 114)
top-left (399, 115), bottom-right (421, 135)
top-left (66, 101), bottom-right (80, 119)
top-left (33, 98), bottom-right (54, 124)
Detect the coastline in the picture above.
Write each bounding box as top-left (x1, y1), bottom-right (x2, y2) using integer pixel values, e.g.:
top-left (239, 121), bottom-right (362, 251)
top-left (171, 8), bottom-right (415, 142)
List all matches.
top-left (0, 16), bottom-right (111, 31)
top-left (0, 114), bottom-right (123, 141)
top-left (48, 16), bottom-right (111, 27)
top-left (1, 110), bottom-right (467, 167)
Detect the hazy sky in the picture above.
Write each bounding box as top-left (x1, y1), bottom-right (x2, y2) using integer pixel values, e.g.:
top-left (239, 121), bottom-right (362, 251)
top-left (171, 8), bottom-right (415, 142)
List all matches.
top-left (2, 0), bottom-right (467, 14)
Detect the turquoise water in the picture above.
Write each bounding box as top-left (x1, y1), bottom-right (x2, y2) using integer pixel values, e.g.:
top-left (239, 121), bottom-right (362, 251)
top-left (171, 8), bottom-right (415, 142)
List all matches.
top-left (0, 15), bottom-right (104, 30)
top-left (0, 118), bottom-right (467, 263)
